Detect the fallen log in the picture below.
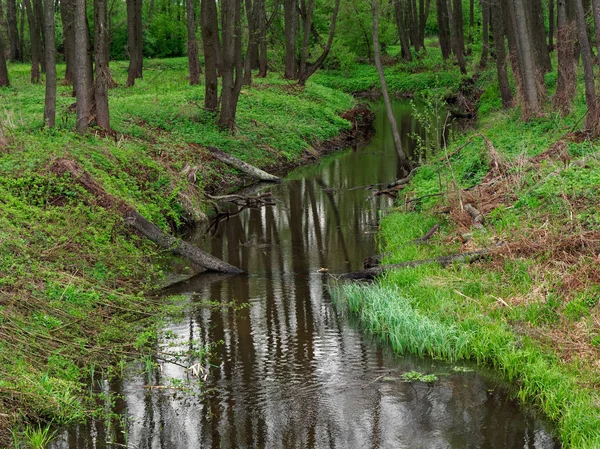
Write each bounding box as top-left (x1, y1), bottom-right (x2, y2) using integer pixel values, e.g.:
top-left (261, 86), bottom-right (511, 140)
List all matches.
top-left (411, 224), bottom-right (440, 244)
top-left (207, 146), bottom-right (281, 183)
top-left (206, 192), bottom-right (275, 207)
top-left (387, 168), bottom-right (417, 189)
top-left (340, 250), bottom-right (490, 280)
top-left (465, 203), bottom-right (485, 230)
top-left (51, 158), bottom-right (244, 274)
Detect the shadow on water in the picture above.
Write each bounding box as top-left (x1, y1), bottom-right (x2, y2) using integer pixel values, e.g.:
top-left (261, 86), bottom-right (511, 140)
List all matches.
top-left (50, 100), bottom-right (560, 449)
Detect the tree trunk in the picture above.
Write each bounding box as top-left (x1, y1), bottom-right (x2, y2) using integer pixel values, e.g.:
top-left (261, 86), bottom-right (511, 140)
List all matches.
top-left (284, 0), bottom-right (297, 78)
top-left (574, 0), bottom-right (600, 136)
top-left (7, 0), bottom-right (20, 61)
top-left (19, 3), bottom-right (25, 62)
top-left (436, 0), bottom-right (452, 59)
top-left (207, 146), bottom-right (281, 181)
top-left (448, 0), bottom-right (467, 74)
top-left (553, 0), bottom-right (576, 115)
top-left (512, 0), bottom-right (542, 118)
top-left (490, 0), bottom-right (512, 108)
top-left (243, 0), bottom-right (259, 85)
top-left (0, 32), bottom-right (9, 87)
top-left (257, 0), bottom-right (269, 77)
top-left (549, 0), bottom-right (555, 51)
top-left (592, 0), bottom-right (600, 61)
top-left (418, 0), bottom-right (430, 50)
top-left (298, 0), bottom-right (314, 81)
top-left (61, 0), bottom-right (76, 86)
top-left (372, 0), bottom-right (411, 174)
top-left (528, 0), bottom-right (552, 73)
top-left (218, 0), bottom-right (244, 131)
top-left (297, 0), bottom-right (341, 85)
top-left (23, 0), bottom-right (41, 83)
top-left (200, 0), bottom-right (219, 111)
top-left (94, 0), bottom-right (111, 129)
top-left (479, 0), bottom-right (490, 68)
top-left (126, 0), bottom-right (143, 87)
top-left (33, 0), bottom-right (45, 72)
top-left (395, 0), bottom-right (412, 61)
top-left (186, 0), bottom-right (201, 85)
top-left (44, 0), bottom-right (57, 127)
top-left (74, 0), bottom-right (94, 133)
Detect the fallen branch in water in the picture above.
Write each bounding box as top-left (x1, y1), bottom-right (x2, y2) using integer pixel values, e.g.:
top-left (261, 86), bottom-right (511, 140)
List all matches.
top-left (51, 158), bottom-right (244, 274)
top-left (207, 192), bottom-right (275, 207)
top-left (340, 250), bottom-right (491, 280)
top-left (207, 146), bottom-right (281, 183)
top-left (387, 168), bottom-right (417, 189)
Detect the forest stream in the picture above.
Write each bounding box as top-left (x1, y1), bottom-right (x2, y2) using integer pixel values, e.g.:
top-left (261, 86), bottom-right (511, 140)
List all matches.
top-left (49, 100), bottom-right (560, 449)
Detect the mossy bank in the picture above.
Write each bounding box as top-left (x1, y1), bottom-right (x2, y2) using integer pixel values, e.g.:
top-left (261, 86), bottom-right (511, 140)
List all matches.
top-left (0, 57), bottom-right (370, 445)
top-left (337, 57), bottom-right (600, 447)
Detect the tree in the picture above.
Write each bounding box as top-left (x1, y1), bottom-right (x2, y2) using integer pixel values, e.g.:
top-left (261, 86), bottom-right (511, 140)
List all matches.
top-left (7, 0), bottom-right (20, 61)
top-left (479, 0), bottom-right (490, 69)
top-left (0, 32), bottom-right (9, 88)
top-left (126, 0), bottom-right (143, 87)
top-left (553, 0), bottom-right (576, 115)
top-left (74, 0), bottom-right (95, 133)
top-left (61, 0), bottom-right (76, 86)
top-left (448, 0), bottom-right (467, 74)
top-left (436, 0), bottom-right (452, 60)
top-left (23, 0), bottom-right (42, 83)
top-left (44, 0), bottom-right (57, 127)
top-left (591, 0), bottom-right (600, 61)
top-left (548, 0), bottom-right (555, 52)
top-left (297, 0), bottom-right (341, 85)
top-left (284, 0), bottom-right (297, 79)
top-left (490, 0), bottom-right (512, 108)
top-left (394, 0), bottom-right (412, 61)
top-left (200, 0), bottom-right (219, 111)
top-left (218, 0), bottom-right (244, 131)
top-left (372, 0), bottom-right (410, 173)
top-left (186, 0), bottom-right (201, 85)
top-left (95, 0), bottom-right (111, 129)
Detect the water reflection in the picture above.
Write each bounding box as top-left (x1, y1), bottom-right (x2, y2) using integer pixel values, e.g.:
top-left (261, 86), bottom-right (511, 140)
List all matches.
top-left (50, 101), bottom-right (559, 449)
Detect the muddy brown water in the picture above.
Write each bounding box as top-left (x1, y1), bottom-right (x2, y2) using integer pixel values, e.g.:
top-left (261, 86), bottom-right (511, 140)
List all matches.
top-left (50, 101), bottom-right (559, 449)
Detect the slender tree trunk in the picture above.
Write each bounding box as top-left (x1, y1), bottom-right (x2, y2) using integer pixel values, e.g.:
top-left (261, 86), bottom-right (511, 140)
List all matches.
top-left (298, 0), bottom-right (314, 80)
top-left (257, 0), bottom-right (268, 77)
top-left (297, 0), bottom-right (341, 85)
top-left (243, 0), bottom-right (259, 84)
top-left (19, 4), bottom-right (25, 62)
top-left (549, 0), bottom-right (555, 51)
top-left (284, 0), bottom-right (297, 78)
top-left (372, 0), bottom-right (411, 173)
top-left (74, 0), bottom-right (94, 133)
top-left (33, 0), bottom-right (45, 72)
top-left (44, 0), bottom-right (57, 127)
top-left (61, 0), bottom-right (76, 86)
top-left (418, 0), bottom-right (429, 49)
top-left (491, 0), bottom-right (512, 107)
top-left (218, 0), bottom-right (244, 131)
top-left (479, 0), bottom-right (490, 68)
top-left (200, 0), bottom-right (219, 111)
top-left (448, 0), bottom-right (467, 73)
top-left (395, 0), bottom-right (412, 61)
top-left (512, 0), bottom-right (542, 118)
top-left (553, 0), bottom-right (576, 115)
top-left (94, 0), bottom-right (111, 129)
top-left (528, 0), bottom-right (552, 73)
top-left (186, 0), bottom-right (201, 85)
top-left (126, 0), bottom-right (143, 87)
top-left (591, 0), bottom-right (600, 61)
top-left (7, 0), bottom-right (20, 61)
top-left (23, 0), bottom-right (41, 83)
top-left (436, 0), bottom-right (452, 59)
top-left (574, 0), bottom-right (600, 135)
top-left (0, 32), bottom-right (9, 87)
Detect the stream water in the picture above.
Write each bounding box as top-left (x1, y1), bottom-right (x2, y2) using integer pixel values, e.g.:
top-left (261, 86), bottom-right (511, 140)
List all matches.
top-left (50, 101), bottom-right (559, 449)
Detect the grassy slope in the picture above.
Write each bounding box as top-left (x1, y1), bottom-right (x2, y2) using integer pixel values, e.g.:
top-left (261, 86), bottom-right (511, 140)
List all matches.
top-left (339, 52), bottom-right (600, 446)
top-left (0, 57), bottom-right (354, 443)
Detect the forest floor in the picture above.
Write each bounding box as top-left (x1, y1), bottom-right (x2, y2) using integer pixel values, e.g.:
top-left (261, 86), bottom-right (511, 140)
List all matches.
top-left (0, 57), bottom-right (369, 445)
top-left (340, 49), bottom-right (600, 448)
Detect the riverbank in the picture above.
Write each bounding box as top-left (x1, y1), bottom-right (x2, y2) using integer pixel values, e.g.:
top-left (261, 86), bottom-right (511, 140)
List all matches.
top-left (0, 57), bottom-right (373, 444)
top-left (338, 60), bottom-right (600, 447)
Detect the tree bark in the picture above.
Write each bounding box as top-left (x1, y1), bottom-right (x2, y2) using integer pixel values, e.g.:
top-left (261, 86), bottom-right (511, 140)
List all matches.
top-left (448, 0), bottom-right (467, 74)
top-left (284, 0), bottom-right (297, 78)
top-left (574, 0), bottom-right (600, 136)
top-left (200, 0), bottom-right (219, 111)
top-left (549, 0), bottom-right (555, 51)
top-left (0, 32), bottom-right (9, 87)
top-left (207, 146), bottom-right (282, 182)
top-left (372, 0), bottom-right (411, 174)
top-left (33, 0), bottom-right (45, 72)
top-left (394, 0), bottom-right (412, 61)
top-left (61, 0), bottom-right (76, 86)
top-left (126, 0), bottom-right (143, 87)
top-left (297, 0), bottom-right (341, 85)
top-left (44, 0), bottom-right (57, 127)
top-left (19, 3), bottom-right (25, 63)
top-left (186, 0), bottom-right (201, 85)
top-left (51, 159), bottom-right (244, 274)
top-left (243, 0), bottom-right (259, 85)
top-left (553, 0), bottom-right (576, 115)
top-left (23, 0), bottom-right (41, 83)
top-left (479, 0), bottom-right (490, 68)
top-left (528, 0), bottom-right (552, 73)
top-left (7, 0), bottom-right (20, 61)
top-left (94, 0), bottom-right (111, 129)
top-left (218, 0), bottom-right (244, 131)
top-left (436, 0), bottom-right (452, 59)
top-left (74, 0), bottom-right (95, 133)
top-left (490, 0), bottom-right (512, 108)
top-left (257, 0), bottom-right (270, 77)
top-left (592, 0), bottom-right (600, 61)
